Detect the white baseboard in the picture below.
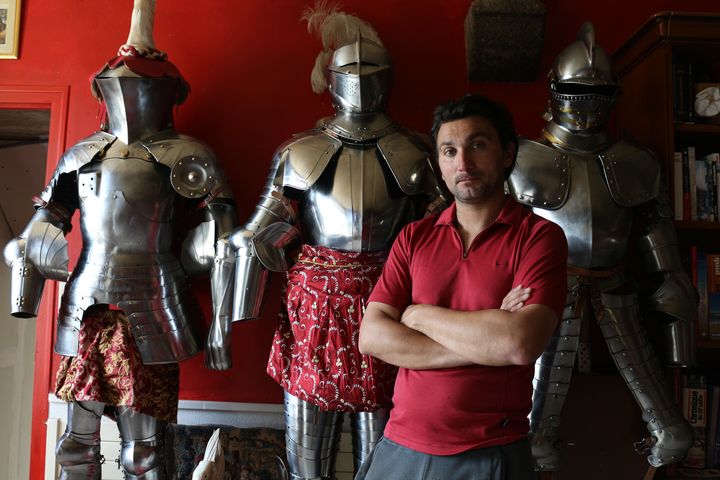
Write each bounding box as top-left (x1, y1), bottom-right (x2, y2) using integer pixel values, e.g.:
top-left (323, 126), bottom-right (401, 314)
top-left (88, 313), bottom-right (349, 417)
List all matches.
top-left (45, 395), bottom-right (354, 480)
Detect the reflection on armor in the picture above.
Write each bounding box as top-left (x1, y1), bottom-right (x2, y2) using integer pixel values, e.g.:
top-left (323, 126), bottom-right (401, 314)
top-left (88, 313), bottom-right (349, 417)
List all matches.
top-left (507, 21), bottom-right (695, 471)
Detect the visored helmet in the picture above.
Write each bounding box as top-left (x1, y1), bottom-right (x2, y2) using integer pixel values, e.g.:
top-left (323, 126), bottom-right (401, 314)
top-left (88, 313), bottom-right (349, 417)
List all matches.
top-left (327, 34), bottom-right (392, 113)
top-left (548, 22), bottom-right (620, 132)
top-left (304, 2), bottom-right (391, 113)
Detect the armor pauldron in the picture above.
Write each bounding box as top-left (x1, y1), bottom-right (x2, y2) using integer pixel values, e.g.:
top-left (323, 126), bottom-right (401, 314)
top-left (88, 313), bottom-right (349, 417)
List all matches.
top-left (509, 139), bottom-right (570, 210)
top-left (38, 132), bottom-right (115, 205)
top-left (377, 132), bottom-right (428, 195)
top-left (275, 132), bottom-right (342, 191)
top-left (600, 140), bottom-right (660, 207)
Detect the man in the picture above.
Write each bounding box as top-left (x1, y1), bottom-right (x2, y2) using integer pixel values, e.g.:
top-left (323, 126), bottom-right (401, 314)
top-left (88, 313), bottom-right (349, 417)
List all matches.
top-left (356, 94), bottom-right (568, 479)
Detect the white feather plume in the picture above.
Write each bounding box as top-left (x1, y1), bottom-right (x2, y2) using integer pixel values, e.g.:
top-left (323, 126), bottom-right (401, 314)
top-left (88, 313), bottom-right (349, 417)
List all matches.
top-left (301, 1), bottom-right (383, 94)
top-left (191, 428), bottom-right (225, 480)
top-left (122, 0), bottom-right (165, 57)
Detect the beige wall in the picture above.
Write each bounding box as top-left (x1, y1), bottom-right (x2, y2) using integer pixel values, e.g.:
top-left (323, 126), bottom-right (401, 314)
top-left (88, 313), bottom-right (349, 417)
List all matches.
top-left (0, 141), bottom-right (47, 480)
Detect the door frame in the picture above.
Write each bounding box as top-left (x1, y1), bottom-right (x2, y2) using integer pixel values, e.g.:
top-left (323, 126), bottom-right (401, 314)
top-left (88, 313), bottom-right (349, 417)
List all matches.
top-left (0, 85), bottom-right (69, 480)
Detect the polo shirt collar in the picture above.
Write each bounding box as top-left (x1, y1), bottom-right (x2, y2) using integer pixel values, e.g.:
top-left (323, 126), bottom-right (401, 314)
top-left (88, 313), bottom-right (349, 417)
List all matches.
top-left (434, 196), bottom-right (523, 228)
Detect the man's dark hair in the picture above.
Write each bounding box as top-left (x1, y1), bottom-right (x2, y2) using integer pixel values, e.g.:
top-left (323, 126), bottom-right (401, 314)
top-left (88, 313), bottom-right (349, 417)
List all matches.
top-left (431, 93), bottom-right (519, 179)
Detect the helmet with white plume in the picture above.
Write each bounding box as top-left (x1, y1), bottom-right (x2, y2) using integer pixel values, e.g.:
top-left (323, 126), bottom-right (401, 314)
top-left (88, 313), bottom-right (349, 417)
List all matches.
top-left (303, 1), bottom-right (391, 113)
top-left (91, 0), bottom-right (190, 144)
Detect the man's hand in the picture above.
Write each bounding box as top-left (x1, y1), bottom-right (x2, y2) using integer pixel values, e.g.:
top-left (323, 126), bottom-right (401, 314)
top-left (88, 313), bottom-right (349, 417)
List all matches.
top-left (501, 285), bottom-right (531, 312)
top-left (205, 317), bottom-right (232, 370)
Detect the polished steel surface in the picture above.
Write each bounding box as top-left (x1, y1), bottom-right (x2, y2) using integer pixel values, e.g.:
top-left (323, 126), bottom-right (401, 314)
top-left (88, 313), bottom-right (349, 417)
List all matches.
top-left (116, 406), bottom-right (168, 479)
top-left (510, 139), bottom-right (633, 268)
top-left (56, 401), bottom-right (104, 480)
top-left (95, 76), bottom-right (178, 145)
top-left (327, 37), bottom-right (391, 114)
top-left (350, 409), bottom-right (389, 473)
top-left (547, 22), bottom-right (619, 136)
top-left (284, 392), bottom-right (342, 480)
top-left (598, 292), bottom-right (693, 467)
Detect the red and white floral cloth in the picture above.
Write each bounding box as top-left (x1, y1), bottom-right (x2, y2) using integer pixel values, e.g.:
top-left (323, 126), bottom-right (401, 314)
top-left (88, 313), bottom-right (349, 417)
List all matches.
top-left (267, 244), bottom-right (397, 412)
top-left (55, 308), bottom-right (179, 423)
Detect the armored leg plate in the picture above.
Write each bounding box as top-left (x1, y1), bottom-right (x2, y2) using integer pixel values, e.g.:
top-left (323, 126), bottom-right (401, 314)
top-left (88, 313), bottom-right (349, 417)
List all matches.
top-left (599, 292), bottom-right (693, 467)
top-left (284, 391), bottom-right (343, 480)
top-left (115, 406), bottom-right (168, 479)
top-left (56, 401), bottom-right (105, 480)
top-left (530, 291), bottom-right (581, 471)
top-left (350, 408), bottom-right (389, 474)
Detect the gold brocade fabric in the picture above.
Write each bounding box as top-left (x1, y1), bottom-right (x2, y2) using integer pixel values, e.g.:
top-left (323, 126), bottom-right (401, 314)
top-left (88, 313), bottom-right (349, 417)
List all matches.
top-left (55, 308), bottom-right (179, 423)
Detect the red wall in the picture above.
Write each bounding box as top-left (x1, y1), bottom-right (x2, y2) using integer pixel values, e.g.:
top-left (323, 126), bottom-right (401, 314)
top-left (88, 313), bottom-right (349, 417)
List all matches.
top-left (3, 0), bottom-right (720, 406)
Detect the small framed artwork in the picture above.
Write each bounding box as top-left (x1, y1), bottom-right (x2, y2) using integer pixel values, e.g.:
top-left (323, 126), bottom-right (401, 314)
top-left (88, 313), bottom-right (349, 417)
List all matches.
top-left (0, 0), bottom-right (21, 59)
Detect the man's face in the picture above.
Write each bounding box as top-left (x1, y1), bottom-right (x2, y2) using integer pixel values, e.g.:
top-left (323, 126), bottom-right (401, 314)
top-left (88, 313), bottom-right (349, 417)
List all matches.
top-left (436, 115), bottom-right (514, 205)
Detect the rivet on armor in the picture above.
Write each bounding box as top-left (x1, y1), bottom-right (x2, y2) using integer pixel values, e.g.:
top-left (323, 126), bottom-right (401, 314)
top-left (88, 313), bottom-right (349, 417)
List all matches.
top-left (120, 148), bottom-right (129, 157)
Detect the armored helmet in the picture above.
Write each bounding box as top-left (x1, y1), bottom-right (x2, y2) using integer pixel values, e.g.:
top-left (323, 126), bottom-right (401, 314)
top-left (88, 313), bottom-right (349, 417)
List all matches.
top-left (548, 22), bottom-right (620, 132)
top-left (304, 2), bottom-right (391, 113)
top-left (90, 0), bottom-right (189, 144)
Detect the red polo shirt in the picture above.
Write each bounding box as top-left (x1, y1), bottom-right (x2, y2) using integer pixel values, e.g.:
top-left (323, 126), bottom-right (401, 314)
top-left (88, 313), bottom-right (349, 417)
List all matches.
top-left (368, 198), bottom-right (567, 455)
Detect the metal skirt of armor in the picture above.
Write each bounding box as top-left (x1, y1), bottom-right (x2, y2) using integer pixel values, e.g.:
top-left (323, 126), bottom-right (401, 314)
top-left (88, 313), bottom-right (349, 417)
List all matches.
top-left (267, 244), bottom-right (397, 412)
top-left (55, 308), bottom-right (180, 423)
top-left (283, 391), bottom-right (389, 480)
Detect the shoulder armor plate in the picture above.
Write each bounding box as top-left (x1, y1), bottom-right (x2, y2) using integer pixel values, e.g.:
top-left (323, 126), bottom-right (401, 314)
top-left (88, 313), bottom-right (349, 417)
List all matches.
top-left (377, 132), bottom-right (430, 195)
top-left (37, 131), bottom-right (115, 203)
top-left (143, 133), bottom-right (228, 199)
top-left (599, 140), bottom-right (660, 207)
top-left (508, 138), bottom-right (570, 210)
top-left (276, 130), bottom-right (342, 191)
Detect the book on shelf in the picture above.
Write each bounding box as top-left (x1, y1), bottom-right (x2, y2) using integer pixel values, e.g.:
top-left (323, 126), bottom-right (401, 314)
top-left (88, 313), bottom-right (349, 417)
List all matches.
top-left (683, 373), bottom-right (708, 469)
top-left (698, 252), bottom-right (710, 339)
top-left (675, 149), bottom-right (720, 222)
top-left (708, 381), bottom-right (720, 468)
top-left (676, 151), bottom-right (686, 221)
top-left (690, 147), bottom-right (698, 221)
top-left (708, 253), bottom-right (720, 339)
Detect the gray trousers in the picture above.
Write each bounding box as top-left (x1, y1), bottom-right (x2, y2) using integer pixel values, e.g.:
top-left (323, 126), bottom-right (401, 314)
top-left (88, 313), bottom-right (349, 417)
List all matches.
top-left (354, 437), bottom-right (535, 480)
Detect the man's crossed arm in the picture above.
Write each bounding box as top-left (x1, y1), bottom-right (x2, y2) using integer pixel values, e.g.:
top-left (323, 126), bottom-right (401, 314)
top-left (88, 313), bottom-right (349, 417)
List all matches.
top-left (359, 286), bottom-right (558, 369)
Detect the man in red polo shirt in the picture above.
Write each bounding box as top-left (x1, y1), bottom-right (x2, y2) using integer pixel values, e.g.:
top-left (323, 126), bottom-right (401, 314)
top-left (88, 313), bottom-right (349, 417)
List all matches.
top-left (357, 94), bottom-right (568, 479)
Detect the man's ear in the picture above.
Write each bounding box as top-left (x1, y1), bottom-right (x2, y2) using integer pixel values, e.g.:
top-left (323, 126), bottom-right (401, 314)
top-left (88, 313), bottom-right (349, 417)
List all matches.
top-left (503, 142), bottom-right (517, 168)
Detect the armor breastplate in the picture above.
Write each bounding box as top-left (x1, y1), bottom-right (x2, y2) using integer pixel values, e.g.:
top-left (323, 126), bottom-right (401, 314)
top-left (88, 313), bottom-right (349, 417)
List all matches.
top-left (56, 141), bottom-right (200, 364)
top-left (509, 139), bottom-right (659, 268)
top-left (301, 144), bottom-right (422, 252)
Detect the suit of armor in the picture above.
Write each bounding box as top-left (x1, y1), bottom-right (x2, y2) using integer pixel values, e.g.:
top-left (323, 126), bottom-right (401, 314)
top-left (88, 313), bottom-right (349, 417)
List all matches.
top-left (206, 32), bottom-right (445, 480)
top-left (3, 54), bottom-right (236, 478)
top-left (507, 22), bottom-right (695, 470)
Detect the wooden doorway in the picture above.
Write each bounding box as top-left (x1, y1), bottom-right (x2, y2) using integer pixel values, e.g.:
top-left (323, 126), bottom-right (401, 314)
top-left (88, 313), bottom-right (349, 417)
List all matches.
top-left (0, 85), bottom-right (68, 480)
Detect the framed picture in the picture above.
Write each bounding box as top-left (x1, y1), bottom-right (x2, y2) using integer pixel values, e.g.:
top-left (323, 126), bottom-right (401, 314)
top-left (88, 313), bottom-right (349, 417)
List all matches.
top-left (0, 0), bottom-right (21, 59)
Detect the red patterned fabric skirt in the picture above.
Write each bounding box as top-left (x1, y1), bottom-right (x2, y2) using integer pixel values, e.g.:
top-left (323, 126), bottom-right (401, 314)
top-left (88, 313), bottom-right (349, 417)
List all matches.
top-left (267, 244), bottom-right (398, 412)
top-left (55, 308), bottom-right (179, 423)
